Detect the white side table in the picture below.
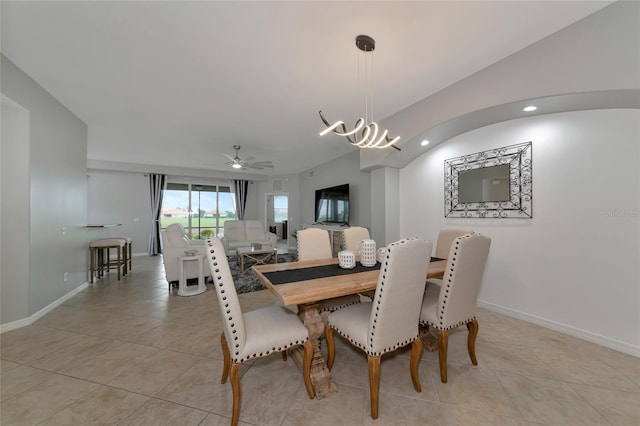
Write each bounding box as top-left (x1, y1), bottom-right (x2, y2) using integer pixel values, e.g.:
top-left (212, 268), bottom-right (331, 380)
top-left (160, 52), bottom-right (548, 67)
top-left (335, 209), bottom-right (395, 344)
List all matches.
top-left (178, 254), bottom-right (206, 296)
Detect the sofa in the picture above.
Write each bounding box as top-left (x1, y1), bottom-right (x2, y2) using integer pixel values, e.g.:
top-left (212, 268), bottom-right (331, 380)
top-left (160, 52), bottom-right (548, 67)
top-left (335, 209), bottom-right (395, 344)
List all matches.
top-left (160, 223), bottom-right (212, 283)
top-left (220, 220), bottom-right (278, 256)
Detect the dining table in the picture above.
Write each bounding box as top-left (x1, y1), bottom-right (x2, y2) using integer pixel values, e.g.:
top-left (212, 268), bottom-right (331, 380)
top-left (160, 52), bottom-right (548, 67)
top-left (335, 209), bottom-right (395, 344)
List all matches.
top-left (251, 256), bottom-right (446, 399)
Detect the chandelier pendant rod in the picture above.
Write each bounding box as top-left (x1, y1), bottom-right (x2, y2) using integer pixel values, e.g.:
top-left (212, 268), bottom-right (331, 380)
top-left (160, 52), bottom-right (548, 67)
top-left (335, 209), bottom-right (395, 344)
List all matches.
top-left (318, 34), bottom-right (401, 151)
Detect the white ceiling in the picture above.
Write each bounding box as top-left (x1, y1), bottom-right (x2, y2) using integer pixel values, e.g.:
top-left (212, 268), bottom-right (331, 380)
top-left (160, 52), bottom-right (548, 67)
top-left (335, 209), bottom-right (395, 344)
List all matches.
top-left (1, 1), bottom-right (613, 177)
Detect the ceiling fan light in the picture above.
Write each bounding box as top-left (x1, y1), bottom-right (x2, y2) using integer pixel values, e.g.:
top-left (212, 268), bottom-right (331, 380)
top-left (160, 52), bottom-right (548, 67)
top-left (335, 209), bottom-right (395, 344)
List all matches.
top-left (225, 145), bottom-right (273, 170)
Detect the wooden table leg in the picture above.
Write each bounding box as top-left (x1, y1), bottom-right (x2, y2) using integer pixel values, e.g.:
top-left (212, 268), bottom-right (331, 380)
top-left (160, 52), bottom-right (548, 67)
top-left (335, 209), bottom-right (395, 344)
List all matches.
top-left (288, 302), bottom-right (337, 399)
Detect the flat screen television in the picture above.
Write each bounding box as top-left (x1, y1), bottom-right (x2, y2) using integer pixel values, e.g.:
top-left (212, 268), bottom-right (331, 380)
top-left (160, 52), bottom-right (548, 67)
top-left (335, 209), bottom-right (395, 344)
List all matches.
top-left (315, 184), bottom-right (349, 224)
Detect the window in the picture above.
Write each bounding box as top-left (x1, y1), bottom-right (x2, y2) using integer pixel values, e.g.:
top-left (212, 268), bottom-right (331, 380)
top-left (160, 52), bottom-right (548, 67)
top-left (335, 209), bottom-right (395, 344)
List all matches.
top-left (273, 195), bottom-right (288, 223)
top-left (160, 182), bottom-right (236, 239)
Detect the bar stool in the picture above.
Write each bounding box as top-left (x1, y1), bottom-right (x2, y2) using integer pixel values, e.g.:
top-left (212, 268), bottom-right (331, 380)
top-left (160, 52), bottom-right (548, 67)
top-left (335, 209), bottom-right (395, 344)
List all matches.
top-left (112, 237), bottom-right (133, 273)
top-left (89, 239), bottom-right (126, 282)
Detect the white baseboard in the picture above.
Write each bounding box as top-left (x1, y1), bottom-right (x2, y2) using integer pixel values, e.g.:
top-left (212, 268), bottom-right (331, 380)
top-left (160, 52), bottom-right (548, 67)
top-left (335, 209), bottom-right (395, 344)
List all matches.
top-left (477, 300), bottom-right (639, 358)
top-left (0, 282), bottom-right (89, 334)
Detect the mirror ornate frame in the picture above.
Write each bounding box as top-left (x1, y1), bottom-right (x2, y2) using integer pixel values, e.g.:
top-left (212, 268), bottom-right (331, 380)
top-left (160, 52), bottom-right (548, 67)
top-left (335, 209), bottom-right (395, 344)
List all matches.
top-left (444, 141), bottom-right (532, 218)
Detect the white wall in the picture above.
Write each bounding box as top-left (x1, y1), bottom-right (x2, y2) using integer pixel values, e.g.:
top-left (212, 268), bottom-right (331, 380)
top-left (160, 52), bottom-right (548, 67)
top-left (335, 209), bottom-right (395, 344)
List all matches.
top-left (400, 109), bottom-right (640, 355)
top-left (370, 167), bottom-right (400, 246)
top-left (362, 0), bottom-right (640, 171)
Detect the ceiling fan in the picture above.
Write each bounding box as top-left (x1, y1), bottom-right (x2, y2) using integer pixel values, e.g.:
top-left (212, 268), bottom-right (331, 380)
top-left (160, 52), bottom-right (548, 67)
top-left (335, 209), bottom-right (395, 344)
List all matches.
top-left (224, 145), bottom-right (274, 170)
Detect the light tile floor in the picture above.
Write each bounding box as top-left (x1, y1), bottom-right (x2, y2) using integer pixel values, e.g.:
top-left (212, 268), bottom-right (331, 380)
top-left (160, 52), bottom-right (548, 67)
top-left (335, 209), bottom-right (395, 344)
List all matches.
top-left (1, 256), bottom-right (638, 425)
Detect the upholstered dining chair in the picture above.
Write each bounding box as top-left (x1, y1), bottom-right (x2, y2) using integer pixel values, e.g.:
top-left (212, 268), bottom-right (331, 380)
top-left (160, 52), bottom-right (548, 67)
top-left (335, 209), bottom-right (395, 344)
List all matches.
top-left (325, 237), bottom-right (433, 419)
top-left (341, 226), bottom-right (370, 256)
top-left (433, 227), bottom-right (473, 259)
top-left (296, 227), bottom-right (333, 260)
top-left (205, 238), bottom-right (314, 426)
top-left (419, 233), bottom-right (491, 383)
top-left (426, 227), bottom-right (473, 288)
top-left (296, 227), bottom-right (360, 313)
top-left (341, 226), bottom-right (375, 299)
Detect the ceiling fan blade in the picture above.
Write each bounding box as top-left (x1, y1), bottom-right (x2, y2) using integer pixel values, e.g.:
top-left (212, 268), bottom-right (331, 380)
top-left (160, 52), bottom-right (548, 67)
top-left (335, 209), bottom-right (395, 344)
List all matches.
top-left (223, 146), bottom-right (273, 170)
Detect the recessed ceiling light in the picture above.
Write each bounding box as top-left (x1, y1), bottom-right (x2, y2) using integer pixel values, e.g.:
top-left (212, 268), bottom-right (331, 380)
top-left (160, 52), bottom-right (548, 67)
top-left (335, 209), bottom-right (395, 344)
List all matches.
top-left (523, 106), bottom-right (537, 112)
top-left (421, 140), bottom-right (429, 146)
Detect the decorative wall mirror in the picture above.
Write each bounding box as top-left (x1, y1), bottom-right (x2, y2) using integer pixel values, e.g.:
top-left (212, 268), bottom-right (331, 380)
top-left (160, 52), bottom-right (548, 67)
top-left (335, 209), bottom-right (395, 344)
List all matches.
top-left (444, 141), bottom-right (532, 218)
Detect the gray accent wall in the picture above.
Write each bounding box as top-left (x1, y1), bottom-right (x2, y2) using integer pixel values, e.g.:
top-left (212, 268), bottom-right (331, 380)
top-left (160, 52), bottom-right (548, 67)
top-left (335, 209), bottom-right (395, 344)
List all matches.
top-left (86, 170), bottom-right (151, 255)
top-left (1, 95), bottom-right (30, 322)
top-left (298, 149), bottom-right (371, 233)
top-left (1, 55), bottom-right (89, 325)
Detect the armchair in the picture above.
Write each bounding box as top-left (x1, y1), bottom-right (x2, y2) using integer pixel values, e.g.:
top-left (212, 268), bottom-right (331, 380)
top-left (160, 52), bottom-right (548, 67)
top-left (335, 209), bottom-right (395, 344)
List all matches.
top-left (160, 223), bottom-right (212, 284)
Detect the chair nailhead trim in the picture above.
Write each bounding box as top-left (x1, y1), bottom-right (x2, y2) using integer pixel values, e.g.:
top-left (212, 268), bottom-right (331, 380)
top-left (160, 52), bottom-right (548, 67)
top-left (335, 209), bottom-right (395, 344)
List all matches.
top-left (319, 299), bottom-right (360, 313)
top-left (332, 237), bottom-right (422, 356)
top-left (206, 239), bottom-right (310, 364)
top-left (429, 233), bottom-right (482, 330)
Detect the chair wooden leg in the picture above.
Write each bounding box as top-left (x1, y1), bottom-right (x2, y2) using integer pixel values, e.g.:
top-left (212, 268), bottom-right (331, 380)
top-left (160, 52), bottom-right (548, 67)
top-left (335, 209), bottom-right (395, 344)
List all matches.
top-left (90, 248), bottom-right (95, 283)
top-left (281, 351), bottom-right (287, 362)
top-left (128, 241), bottom-right (132, 271)
top-left (116, 246), bottom-right (121, 280)
top-left (437, 329), bottom-right (449, 383)
top-left (98, 248), bottom-right (104, 278)
top-left (230, 363), bottom-right (242, 426)
top-left (302, 340), bottom-right (315, 399)
top-left (122, 243), bottom-right (128, 275)
top-left (325, 324), bottom-right (335, 371)
top-left (410, 339), bottom-right (423, 392)
top-left (467, 319), bottom-right (479, 366)
top-left (220, 333), bottom-right (230, 384)
top-left (367, 355), bottom-right (381, 419)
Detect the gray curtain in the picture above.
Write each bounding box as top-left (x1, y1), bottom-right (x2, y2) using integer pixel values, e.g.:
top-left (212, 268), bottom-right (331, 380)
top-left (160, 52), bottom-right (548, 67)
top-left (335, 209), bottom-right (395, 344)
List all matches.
top-left (234, 180), bottom-right (249, 220)
top-left (148, 174), bottom-right (166, 255)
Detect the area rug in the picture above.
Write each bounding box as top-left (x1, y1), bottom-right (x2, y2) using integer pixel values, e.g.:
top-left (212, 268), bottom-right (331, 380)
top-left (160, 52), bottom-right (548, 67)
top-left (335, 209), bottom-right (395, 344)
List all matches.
top-left (228, 252), bottom-right (298, 294)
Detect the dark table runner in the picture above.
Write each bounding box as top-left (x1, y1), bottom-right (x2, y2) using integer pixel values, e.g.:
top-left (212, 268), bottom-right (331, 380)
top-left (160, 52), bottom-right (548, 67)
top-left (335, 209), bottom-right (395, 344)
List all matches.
top-left (262, 257), bottom-right (444, 285)
top-left (263, 263), bottom-right (381, 285)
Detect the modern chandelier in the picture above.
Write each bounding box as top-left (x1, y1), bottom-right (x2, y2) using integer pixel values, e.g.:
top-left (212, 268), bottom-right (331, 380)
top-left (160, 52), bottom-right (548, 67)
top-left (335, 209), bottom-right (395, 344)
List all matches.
top-left (319, 35), bottom-right (401, 151)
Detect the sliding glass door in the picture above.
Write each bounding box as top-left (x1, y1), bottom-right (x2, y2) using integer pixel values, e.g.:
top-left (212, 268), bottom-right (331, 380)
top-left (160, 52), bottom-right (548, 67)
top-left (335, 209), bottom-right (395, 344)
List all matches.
top-left (160, 182), bottom-right (235, 239)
